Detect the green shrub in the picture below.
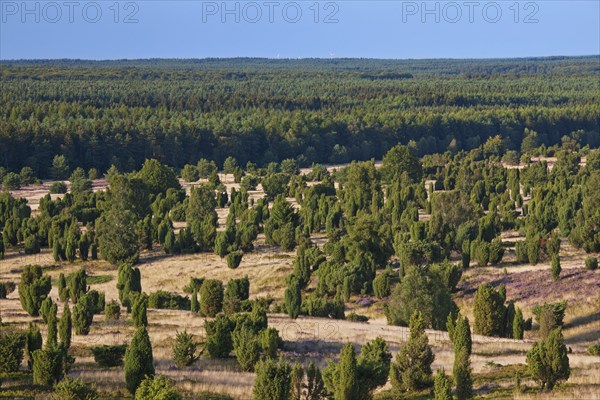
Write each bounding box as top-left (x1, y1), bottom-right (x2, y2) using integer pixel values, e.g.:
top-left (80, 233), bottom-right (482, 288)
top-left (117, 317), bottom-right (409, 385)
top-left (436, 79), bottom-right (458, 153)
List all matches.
top-left (32, 345), bottom-right (72, 386)
top-left (59, 303), bottom-right (72, 349)
top-left (73, 293), bottom-right (95, 335)
top-left (233, 326), bottom-right (261, 371)
top-left (53, 378), bottom-right (99, 400)
top-left (226, 251), bottom-right (244, 269)
top-left (105, 300), bottom-right (121, 320)
top-left (148, 291), bottom-right (190, 310)
top-left (183, 277), bottom-right (204, 294)
top-left (587, 343), bottom-right (600, 356)
top-left (345, 313), bottom-right (369, 322)
top-left (3, 172), bottom-right (21, 190)
top-left (253, 358), bottom-right (292, 400)
top-left (124, 326), bottom-right (155, 394)
top-left (85, 290), bottom-right (105, 314)
top-left (19, 264), bottom-right (52, 316)
top-left (172, 331), bottom-right (200, 368)
top-left (261, 328), bottom-right (281, 359)
top-left (526, 328), bottom-right (570, 391)
top-left (585, 257), bottom-right (598, 271)
top-left (372, 272), bottom-right (391, 298)
top-left (551, 255), bottom-right (561, 281)
top-left (67, 269), bottom-right (87, 303)
top-left (0, 281), bottom-right (16, 299)
top-left (25, 322), bottom-right (43, 370)
top-left (91, 345), bottom-right (127, 367)
top-left (24, 235), bottom-right (40, 254)
top-left (0, 328), bottom-right (26, 372)
top-left (135, 375), bottom-right (182, 400)
top-left (49, 182), bottom-right (68, 194)
top-left (205, 314), bottom-right (233, 358)
top-left (200, 279), bottom-right (223, 317)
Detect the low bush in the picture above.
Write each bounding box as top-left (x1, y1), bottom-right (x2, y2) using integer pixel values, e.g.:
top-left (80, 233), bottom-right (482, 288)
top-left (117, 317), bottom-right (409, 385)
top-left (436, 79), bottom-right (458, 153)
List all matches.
top-left (49, 182), bottom-right (68, 194)
top-left (0, 328), bottom-right (26, 372)
top-left (148, 291), bottom-right (190, 310)
top-left (91, 345), bottom-right (127, 367)
top-left (105, 300), bottom-right (121, 320)
top-left (0, 281), bottom-right (16, 299)
top-left (585, 257), bottom-right (598, 271)
top-left (345, 312), bottom-right (369, 322)
top-left (53, 378), bottom-right (99, 400)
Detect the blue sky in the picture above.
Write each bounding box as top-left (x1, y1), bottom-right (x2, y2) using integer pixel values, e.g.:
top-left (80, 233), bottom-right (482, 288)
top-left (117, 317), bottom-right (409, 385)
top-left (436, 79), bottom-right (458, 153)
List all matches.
top-left (1, 0), bottom-right (598, 59)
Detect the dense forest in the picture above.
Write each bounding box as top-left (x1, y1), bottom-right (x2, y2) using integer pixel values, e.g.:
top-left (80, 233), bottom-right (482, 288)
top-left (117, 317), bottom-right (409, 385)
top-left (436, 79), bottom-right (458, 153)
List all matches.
top-left (1, 57), bottom-right (599, 177)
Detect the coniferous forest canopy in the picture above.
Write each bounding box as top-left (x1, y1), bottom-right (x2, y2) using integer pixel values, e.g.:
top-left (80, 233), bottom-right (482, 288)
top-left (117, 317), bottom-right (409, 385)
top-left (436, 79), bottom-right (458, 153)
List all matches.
top-left (1, 56), bottom-right (599, 176)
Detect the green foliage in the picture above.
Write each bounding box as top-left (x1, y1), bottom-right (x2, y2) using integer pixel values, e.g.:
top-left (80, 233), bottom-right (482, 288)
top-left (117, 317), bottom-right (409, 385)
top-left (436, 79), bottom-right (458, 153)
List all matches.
top-left (19, 264), bottom-right (52, 316)
top-left (513, 308), bottom-right (525, 340)
top-left (131, 293), bottom-right (148, 327)
top-left (58, 273), bottom-right (68, 302)
top-left (253, 358), bottom-right (292, 400)
top-left (431, 261), bottom-right (462, 292)
top-left (452, 315), bottom-right (472, 356)
top-left (23, 234), bottom-right (40, 254)
top-left (262, 173), bottom-right (290, 200)
top-left (172, 331), bottom-right (200, 368)
top-left (372, 271), bottom-right (391, 298)
top-left (532, 301), bottom-right (567, 337)
top-left (53, 378), bottom-right (99, 400)
top-left (473, 284), bottom-right (506, 337)
top-left (261, 328), bottom-right (281, 359)
top-left (0, 328), bottom-right (26, 372)
top-left (526, 328), bottom-right (570, 391)
top-left (191, 287), bottom-right (199, 313)
top-left (265, 195), bottom-right (299, 251)
top-left (355, 337), bottom-right (393, 398)
top-left (124, 326), bottom-right (155, 394)
top-left (385, 266), bottom-right (455, 330)
top-left (290, 363), bottom-right (303, 400)
top-left (73, 293), bottom-right (95, 335)
top-left (453, 348), bottom-right (473, 400)
top-left (284, 276), bottom-right (302, 319)
top-left (305, 362), bottom-right (326, 400)
top-left (59, 303), bottom-right (72, 349)
top-left (226, 251), bottom-right (243, 269)
top-left (433, 369), bottom-right (452, 400)
top-left (136, 159), bottom-right (181, 196)
top-left (390, 311), bottom-right (434, 392)
top-left (587, 343), bottom-right (600, 356)
top-left (223, 277), bottom-right (250, 315)
top-left (67, 268), bottom-right (87, 303)
top-left (25, 323), bottom-right (43, 370)
top-left (135, 375), bottom-right (182, 400)
top-left (105, 300), bottom-right (121, 320)
top-left (232, 325), bottom-right (261, 371)
top-left (3, 172), bottom-right (21, 190)
top-left (585, 256), bottom-right (598, 270)
top-left (32, 345), bottom-right (72, 386)
top-left (181, 164), bottom-right (200, 182)
top-left (91, 345), bottom-right (127, 367)
top-left (51, 155), bottom-right (70, 180)
top-left (382, 144), bottom-right (423, 183)
top-left (200, 279), bottom-right (224, 317)
top-left (117, 263), bottom-right (142, 308)
top-left (205, 314), bottom-right (234, 358)
top-left (97, 208), bottom-right (140, 264)
top-left (551, 255), bottom-right (561, 281)
top-left (0, 281), bottom-right (15, 299)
